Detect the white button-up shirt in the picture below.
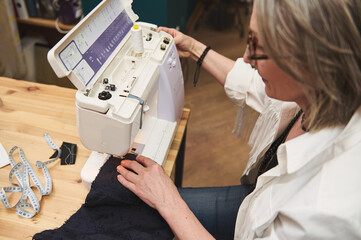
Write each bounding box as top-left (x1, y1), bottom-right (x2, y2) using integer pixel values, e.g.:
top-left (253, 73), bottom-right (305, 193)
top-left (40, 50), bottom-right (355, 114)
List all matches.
top-left (225, 59), bottom-right (361, 239)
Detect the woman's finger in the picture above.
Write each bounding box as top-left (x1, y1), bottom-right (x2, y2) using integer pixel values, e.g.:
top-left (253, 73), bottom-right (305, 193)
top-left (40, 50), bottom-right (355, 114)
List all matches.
top-left (136, 155), bottom-right (156, 167)
top-left (157, 27), bottom-right (179, 38)
top-left (117, 174), bottom-right (136, 192)
top-left (117, 165), bottom-right (139, 183)
top-left (120, 159), bottom-right (144, 174)
top-left (157, 26), bottom-right (169, 33)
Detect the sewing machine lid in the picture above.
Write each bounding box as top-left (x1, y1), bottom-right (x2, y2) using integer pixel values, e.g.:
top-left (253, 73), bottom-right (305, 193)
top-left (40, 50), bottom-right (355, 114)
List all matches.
top-left (47, 0), bottom-right (138, 91)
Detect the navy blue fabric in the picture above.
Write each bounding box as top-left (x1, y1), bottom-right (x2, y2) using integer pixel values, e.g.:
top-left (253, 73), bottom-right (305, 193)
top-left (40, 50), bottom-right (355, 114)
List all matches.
top-left (33, 156), bottom-right (174, 240)
top-left (179, 184), bottom-right (254, 240)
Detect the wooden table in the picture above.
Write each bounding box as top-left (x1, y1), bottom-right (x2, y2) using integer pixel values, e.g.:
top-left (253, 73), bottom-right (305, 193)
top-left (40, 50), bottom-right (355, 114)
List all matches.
top-left (0, 77), bottom-right (189, 240)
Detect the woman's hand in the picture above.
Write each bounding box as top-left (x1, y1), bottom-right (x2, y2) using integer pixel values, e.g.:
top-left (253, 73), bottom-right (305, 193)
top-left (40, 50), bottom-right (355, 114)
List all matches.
top-left (118, 156), bottom-right (216, 240)
top-left (157, 27), bottom-right (196, 59)
top-left (117, 155), bottom-right (182, 211)
top-left (158, 26), bottom-right (235, 86)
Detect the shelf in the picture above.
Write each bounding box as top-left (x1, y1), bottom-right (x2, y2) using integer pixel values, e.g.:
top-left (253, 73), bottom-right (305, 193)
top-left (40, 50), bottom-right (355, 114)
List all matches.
top-left (17, 17), bottom-right (75, 31)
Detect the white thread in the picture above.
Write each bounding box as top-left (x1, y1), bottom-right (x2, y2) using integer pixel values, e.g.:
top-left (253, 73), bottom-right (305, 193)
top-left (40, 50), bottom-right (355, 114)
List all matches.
top-left (131, 24), bottom-right (144, 55)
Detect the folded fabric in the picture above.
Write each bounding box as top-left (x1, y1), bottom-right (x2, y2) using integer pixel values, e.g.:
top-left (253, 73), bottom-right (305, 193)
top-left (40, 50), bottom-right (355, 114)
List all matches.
top-left (33, 155), bottom-right (174, 240)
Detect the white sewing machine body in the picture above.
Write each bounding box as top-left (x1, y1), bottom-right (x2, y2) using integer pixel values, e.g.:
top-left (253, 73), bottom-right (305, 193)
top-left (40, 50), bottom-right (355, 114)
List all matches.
top-left (47, 0), bottom-right (184, 189)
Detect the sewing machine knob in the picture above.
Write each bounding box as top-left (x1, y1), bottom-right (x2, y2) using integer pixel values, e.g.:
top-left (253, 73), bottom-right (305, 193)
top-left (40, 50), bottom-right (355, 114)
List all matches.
top-left (160, 44), bottom-right (166, 51)
top-left (167, 57), bottom-right (173, 65)
top-left (143, 104), bottom-right (150, 112)
top-left (109, 84), bottom-right (116, 91)
top-left (146, 33), bottom-right (152, 41)
top-left (171, 60), bottom-right (177, 68)
top-left (163, 37), bottom-right (170, 44)
top-left (98, 91), bottom-right (112, 100)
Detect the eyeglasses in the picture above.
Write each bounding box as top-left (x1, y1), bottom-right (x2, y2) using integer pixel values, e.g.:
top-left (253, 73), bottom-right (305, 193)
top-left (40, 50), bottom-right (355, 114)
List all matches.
top-left (246, 31), bottom-right (268, 68)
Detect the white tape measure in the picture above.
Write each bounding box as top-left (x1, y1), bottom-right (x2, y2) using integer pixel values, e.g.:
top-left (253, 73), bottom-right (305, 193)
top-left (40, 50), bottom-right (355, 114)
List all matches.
top-left (0, 134), bottom-right (61, 218)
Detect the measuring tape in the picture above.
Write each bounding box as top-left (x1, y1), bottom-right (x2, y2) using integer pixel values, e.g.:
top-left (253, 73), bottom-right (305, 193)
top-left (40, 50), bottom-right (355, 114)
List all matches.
top-left (0, 134), bottom-right (61, 218)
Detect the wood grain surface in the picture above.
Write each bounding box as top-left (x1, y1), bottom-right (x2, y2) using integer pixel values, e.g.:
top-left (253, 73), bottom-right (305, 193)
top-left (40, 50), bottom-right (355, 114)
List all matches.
top-left (0, 77), bottom-right (189, 239)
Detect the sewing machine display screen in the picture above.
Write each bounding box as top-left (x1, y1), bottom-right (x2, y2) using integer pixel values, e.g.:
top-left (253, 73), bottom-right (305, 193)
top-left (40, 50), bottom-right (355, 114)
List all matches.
top-left (58, 0), bottom-right (133, 87)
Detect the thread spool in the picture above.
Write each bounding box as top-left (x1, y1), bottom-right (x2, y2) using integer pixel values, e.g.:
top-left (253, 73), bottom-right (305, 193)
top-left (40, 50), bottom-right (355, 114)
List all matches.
top-left (131, 24), bottom-right (144, 56)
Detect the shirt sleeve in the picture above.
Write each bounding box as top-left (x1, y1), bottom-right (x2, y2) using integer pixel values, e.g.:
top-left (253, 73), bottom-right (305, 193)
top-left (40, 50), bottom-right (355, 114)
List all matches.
top-left (224, 58), bottom-right (267, 139)
top-left (261, 210), bottom-right (361, 240)
top-left (224, 58), bottom-right (266, 113)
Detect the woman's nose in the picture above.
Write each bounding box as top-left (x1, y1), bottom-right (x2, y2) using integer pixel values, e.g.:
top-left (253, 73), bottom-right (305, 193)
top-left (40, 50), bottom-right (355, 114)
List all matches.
top-left (243, 49), bottom-right (250, 64)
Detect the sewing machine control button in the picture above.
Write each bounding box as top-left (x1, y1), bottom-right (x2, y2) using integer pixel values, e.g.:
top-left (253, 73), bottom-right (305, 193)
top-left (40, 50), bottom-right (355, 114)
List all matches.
top-left (160, 44), bottom-right (166, 50)
top-left (109, 84), bottom-right (116, 91)
top-left (103, 78), bottom-right (109, 84)
top-left (143, 105), bottom-right (150, 112)
top-left (171, 60), bottom-right (177, 68)
top-left (98, 91), bottom-right (112, 100)
top-left (163, 37), bottom-right (170, 44)
top-left (146, 33), bottom-right (152, 41)
top-left (167, 58), bottom-right (173, 65)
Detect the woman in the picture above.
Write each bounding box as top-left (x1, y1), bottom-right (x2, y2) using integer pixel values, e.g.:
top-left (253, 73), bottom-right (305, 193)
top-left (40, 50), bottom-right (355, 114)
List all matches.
top-left (117, 0), bottom-right (361, 239)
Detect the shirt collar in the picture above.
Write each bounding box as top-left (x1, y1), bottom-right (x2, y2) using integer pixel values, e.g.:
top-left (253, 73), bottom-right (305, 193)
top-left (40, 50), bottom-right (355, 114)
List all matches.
top-left (277, 107), bottom-right (361, 174)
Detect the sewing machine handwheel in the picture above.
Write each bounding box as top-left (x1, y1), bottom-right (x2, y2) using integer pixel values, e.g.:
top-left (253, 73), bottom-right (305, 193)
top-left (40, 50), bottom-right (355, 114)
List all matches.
top-left (98, 91), bottom-right (112, 100)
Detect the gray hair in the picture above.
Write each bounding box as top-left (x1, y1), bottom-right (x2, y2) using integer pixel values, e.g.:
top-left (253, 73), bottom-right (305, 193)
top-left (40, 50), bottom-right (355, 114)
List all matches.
top-left (254, 0), bottom-right (361, 130)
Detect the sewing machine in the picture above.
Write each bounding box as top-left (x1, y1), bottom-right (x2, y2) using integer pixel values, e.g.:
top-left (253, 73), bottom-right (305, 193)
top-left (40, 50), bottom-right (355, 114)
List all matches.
top-left (47, 0), bottom-right (184, 189)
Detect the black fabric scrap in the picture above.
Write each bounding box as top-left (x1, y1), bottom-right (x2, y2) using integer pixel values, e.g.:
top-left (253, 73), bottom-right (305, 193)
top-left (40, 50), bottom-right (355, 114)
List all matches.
top-left (49, 142), bottom-right (77, 165)
top-left (33, 155), bottom-right (174, 240)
